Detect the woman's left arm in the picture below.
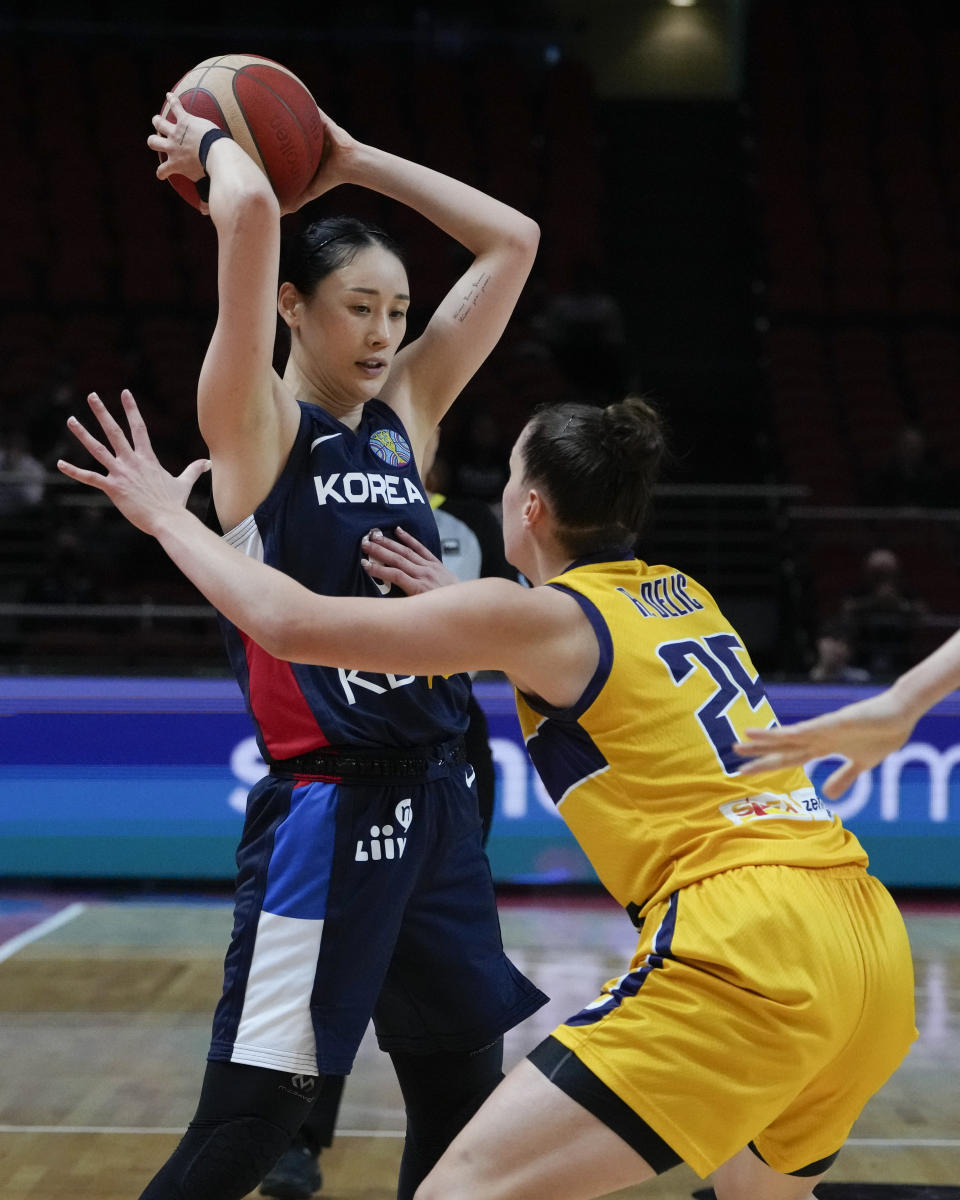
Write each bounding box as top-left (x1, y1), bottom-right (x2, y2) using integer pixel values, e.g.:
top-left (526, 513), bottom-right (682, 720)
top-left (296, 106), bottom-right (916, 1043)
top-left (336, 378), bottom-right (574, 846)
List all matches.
top-left (384, 155), bottom-right (539, 447)
top-left (299, 113), bottom-right (539, 449)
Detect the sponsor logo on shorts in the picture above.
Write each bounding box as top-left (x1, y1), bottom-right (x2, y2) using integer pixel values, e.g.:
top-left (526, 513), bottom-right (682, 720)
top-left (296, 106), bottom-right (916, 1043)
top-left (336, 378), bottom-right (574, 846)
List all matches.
top-left (355, 800), bottom-right (413, 862)
top-left (720, 787), bottom-right (831, 826)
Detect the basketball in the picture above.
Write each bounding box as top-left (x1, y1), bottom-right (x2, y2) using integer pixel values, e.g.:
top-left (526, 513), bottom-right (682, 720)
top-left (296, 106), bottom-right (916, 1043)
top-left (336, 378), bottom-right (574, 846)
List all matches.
top-left (161, 54), bottom-right (324, 211)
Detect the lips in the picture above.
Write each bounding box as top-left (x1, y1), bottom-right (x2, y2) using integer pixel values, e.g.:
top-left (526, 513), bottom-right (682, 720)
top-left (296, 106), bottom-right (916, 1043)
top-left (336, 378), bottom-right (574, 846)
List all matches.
top-left (357, 358), bottom-right (386, 371)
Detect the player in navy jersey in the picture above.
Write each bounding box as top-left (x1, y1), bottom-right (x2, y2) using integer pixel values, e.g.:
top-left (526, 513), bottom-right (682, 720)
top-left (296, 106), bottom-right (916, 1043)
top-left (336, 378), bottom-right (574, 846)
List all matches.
top-left (134, 94), bottom-right (546, 1200)
top-left (258, 430), bottom-right (511, 1198)
top-left (60, 390), bottom-right (915, 1200)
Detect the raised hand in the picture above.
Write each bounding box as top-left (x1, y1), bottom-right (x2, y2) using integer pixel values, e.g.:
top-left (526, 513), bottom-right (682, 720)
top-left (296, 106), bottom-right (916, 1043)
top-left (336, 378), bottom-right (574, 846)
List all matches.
top-left (282, 106), bottom-right (359, 212)
top-left (361, 526), bottom-right (459, 595)
top-left (148, 92), bottom-right (220, 184)
top-left (57, 390), bottom-right (210, 537)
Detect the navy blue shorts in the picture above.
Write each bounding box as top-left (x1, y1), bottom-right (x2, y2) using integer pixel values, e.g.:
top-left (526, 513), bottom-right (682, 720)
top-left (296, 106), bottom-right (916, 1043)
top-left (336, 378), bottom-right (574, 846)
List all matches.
top-left (209, 741), bottom-right (547, 1075)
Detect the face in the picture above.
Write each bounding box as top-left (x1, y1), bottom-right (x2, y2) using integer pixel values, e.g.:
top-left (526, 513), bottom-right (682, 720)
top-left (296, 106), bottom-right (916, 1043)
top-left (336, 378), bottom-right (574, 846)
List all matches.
top-left (285, 245), bottom-right (410, 400)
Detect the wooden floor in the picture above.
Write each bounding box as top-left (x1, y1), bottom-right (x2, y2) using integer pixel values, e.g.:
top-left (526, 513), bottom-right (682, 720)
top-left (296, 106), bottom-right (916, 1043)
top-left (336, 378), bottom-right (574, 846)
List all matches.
top-left (0, 889), bottom-right (958, 1199)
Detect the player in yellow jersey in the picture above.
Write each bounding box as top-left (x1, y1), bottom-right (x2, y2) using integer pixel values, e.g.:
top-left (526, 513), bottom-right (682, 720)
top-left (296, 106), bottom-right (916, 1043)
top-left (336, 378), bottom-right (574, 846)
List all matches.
top-left (58, 389), bottom-right (916, 1200)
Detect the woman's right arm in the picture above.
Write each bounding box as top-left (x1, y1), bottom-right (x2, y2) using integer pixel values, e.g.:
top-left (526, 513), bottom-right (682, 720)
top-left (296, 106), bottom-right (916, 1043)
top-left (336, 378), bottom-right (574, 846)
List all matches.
top-left (57, 392), bottom-right (568, 684)
top-left (735, 628), bottom-right (960, 796)
top-left (59, 391), bottom-right (598, 702)
top-left (149, 97), bottom-right (299, 528)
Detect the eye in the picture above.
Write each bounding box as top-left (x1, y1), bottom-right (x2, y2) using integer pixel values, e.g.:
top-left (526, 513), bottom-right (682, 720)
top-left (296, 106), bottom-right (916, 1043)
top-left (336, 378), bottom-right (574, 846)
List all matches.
top-left (391, 309), bottom-right (408, 320)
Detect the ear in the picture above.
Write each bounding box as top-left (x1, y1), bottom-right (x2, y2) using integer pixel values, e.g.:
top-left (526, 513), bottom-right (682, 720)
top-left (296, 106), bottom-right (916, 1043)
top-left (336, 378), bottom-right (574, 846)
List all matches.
top-left (522, 487), bottom-right (547, 530)
top-left (277, 281), bottom-right (302, 329)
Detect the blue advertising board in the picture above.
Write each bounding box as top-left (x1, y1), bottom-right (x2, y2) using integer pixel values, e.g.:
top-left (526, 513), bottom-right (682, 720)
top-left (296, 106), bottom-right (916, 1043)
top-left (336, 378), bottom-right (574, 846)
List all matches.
top-left (0, 676), bottom-right (958, 887)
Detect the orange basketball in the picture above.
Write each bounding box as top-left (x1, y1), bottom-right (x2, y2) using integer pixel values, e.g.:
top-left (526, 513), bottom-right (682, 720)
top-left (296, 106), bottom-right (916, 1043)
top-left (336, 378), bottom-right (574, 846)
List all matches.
top-left (161, 54), bottom-right (324, 211)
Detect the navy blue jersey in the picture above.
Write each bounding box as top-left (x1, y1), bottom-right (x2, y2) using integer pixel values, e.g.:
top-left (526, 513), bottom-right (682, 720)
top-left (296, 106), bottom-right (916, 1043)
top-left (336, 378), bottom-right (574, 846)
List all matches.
top-left (219, 399), bottom-right (471, 757)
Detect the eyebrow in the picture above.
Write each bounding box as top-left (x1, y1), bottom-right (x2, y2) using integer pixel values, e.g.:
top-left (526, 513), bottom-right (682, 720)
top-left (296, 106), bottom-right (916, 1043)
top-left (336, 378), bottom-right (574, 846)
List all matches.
top-left (347, 286), bottom-right (411, 301)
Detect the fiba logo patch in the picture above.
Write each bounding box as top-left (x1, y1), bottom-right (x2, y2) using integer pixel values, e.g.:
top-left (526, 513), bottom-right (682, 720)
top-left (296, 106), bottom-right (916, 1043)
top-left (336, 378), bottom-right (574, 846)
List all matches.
top-left (368, 428), bottom-right (411, 467)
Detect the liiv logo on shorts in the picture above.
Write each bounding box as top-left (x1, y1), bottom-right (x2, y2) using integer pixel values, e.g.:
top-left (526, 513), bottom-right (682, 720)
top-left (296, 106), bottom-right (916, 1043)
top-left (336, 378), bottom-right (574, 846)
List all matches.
top-left (355, 798), bottom-right (414, 862)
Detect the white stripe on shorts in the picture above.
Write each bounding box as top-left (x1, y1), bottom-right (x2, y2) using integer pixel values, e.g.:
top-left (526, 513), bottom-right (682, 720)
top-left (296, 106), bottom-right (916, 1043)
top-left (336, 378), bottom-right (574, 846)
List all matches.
top-left (232, 909), bottom-right (324, 1075)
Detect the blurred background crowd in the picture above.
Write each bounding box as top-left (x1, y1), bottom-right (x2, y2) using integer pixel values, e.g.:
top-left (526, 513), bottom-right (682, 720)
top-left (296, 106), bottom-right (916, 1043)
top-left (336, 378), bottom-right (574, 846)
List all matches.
top-left (1, 0), bottom-right (958, 681)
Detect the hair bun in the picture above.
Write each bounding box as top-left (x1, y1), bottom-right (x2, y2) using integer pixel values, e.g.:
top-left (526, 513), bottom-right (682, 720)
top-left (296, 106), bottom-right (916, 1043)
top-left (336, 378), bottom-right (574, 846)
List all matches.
top-left (599, 395), bottom-right (666, 471)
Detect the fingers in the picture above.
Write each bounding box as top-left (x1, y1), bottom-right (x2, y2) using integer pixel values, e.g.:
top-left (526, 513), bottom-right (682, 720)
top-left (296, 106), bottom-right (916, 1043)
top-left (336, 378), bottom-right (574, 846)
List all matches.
top-left (362, 538), bottom-right (412, 572)
top-left (734, 751), bottom-right (796, 776)
top-left (150, 114), bottom-right (177, 140)
top-left (360, 558), bottom-right (422, 595)
top-left (162, 92), bottom-right (186, 123)
top-left (64, 390), bottom-right (152, 471)
top-left (84, 392), bottom-right (134, 458)
top-left (65, 412), bottom-right (115, 469)
top-left (362, 528), bottom-right (431, 570)
top-left (822, 761), bottom-right (860, 799)
top-left (119, 389), bottom-right (154, 453)
top-left (393, 525), bottom-right (436, 559)
top-left (179, 457), bottom-right (212, 491)
top-left (56, 457), bottom-right (108, 492)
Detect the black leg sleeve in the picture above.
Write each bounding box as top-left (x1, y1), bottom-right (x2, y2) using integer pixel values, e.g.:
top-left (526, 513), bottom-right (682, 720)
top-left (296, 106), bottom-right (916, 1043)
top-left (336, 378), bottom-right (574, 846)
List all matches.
top-left (138, 1060), bottom-right (321, 1200)
top-left (390, 1038), bottom-right (504, 1200)
top-left (297, 1073), bottom-right (346, 1155)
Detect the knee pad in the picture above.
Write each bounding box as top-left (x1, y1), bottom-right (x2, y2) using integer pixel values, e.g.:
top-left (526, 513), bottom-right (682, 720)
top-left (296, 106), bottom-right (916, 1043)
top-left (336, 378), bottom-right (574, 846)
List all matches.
top-left (139, 1116), bottom-right (293, 1200)
top-left (138, 1061), bottom-right (322, 1200)
top-left (391, 1038), bottom-right (504, 1130)
top-left (390, 1039), bottom-right (505, 1200)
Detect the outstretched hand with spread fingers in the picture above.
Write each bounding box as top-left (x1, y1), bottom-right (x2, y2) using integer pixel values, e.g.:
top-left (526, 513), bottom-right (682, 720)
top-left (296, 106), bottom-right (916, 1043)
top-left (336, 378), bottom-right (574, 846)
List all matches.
top-left (733, 689), bottom-right (916, 798)
top-left (57, 390), bottom-right (210, 538)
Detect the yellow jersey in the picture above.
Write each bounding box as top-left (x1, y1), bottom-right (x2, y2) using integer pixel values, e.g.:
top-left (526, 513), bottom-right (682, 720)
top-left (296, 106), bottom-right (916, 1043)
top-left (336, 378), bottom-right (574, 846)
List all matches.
top-left (514, 554), bottom-right (868, 919)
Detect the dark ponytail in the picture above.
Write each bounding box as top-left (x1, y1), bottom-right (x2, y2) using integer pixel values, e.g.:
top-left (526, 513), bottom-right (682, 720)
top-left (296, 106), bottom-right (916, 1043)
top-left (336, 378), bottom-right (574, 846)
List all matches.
top-left (520, 396), bottom-right (666, 557)
top-left (279, 216), bottom-right (407, 295)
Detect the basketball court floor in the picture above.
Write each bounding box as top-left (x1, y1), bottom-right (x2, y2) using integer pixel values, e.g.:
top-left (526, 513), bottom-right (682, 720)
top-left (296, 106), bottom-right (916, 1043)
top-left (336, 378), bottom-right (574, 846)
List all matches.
top-left (0, 887), bottom-right (958, 1199)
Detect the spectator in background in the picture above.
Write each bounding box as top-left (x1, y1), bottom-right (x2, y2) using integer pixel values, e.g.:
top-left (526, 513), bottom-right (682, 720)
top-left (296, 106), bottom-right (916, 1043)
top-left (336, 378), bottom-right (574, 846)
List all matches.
top-left (0, 429), bottom-right (46, 514)
top-left (808, 621), bottom-right (871, 684)
top-left (840, 548), bottom-right (926, 680)
top-left (866, 424), bottom-right (951, 508)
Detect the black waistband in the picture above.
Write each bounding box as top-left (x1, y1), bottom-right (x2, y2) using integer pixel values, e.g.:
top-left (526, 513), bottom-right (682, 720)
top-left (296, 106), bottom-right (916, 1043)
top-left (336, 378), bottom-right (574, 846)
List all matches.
top-left (268, 736), bottom-right (466, 782)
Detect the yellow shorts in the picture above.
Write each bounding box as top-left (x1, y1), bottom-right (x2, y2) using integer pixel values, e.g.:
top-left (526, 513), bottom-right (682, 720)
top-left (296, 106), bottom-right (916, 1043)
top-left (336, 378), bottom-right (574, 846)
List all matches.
top-left (550, 864), bottom-right (917, 1178)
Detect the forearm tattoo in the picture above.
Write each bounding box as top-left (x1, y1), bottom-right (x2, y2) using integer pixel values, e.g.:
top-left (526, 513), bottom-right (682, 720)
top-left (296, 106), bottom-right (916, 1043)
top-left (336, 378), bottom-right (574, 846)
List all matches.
top-left (453, 272), bottom-right (491, 323)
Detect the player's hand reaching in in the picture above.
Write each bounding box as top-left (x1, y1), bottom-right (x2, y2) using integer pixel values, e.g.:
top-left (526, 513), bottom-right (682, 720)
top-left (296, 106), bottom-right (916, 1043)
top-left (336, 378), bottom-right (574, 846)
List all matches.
top-left (361, 527), bottom-right (459, 595)
top-left (57, 390), bottom-right (210, 538)
top-left (733, 691), bottom-right (917, 798)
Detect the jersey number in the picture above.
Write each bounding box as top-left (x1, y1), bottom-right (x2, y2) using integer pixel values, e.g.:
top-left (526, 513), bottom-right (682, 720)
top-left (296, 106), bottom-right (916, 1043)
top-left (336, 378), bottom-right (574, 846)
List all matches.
top-left (656, 633), bottom-right (767, 774)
